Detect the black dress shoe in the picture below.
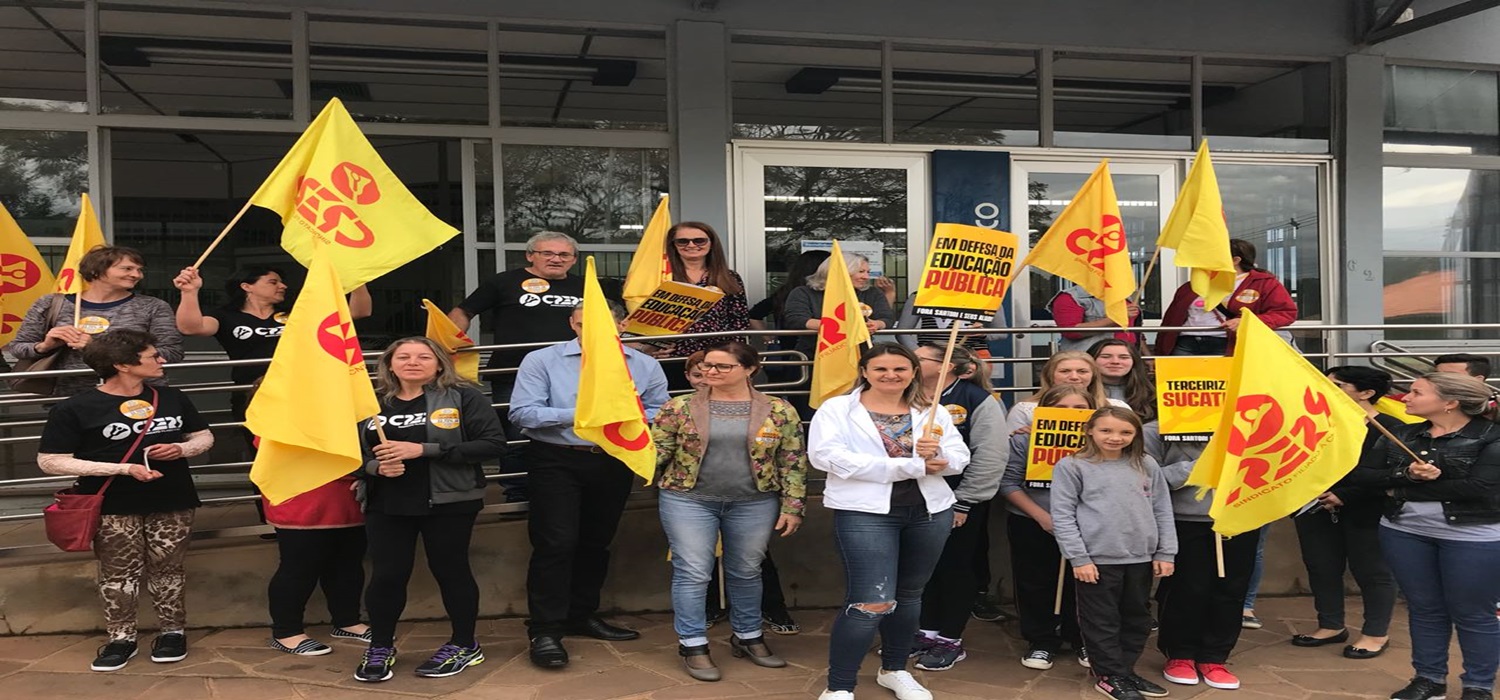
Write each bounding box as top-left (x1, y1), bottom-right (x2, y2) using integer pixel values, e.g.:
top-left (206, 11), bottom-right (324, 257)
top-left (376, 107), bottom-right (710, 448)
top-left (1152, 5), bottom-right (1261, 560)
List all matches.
top-left (1343, 642), bottom-right (1387, 659)
top-left (569, 617), bottom-right (640, 641)
top-left (529, 636), bottom-right (568, 668)
top-left (1290, 629), bottom-right (1349, 647)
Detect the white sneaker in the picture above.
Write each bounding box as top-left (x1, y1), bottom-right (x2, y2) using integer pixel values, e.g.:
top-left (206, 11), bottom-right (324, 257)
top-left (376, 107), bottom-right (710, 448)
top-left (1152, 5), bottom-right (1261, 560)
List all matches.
top-left (877, 670), bottom-right (933, 700)
top-left (818, 691), bottom-right (856, 700)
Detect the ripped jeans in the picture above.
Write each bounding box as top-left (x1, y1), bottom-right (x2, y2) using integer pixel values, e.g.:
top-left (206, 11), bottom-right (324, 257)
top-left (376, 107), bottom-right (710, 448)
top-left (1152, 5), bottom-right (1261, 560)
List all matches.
top-left (827, 505), bottom-right (953, 692)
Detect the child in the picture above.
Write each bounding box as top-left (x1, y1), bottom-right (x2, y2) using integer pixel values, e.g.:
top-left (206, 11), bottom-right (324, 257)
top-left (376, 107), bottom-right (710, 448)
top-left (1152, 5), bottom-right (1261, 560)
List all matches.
top-left (999, 384), bottom-right (1097, 671)
top-left (1051, 407), bottom-right (1178, 700)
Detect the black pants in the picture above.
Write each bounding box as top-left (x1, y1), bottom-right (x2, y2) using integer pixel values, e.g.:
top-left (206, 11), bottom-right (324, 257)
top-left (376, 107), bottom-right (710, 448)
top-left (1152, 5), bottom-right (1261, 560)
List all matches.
top-left (973, 504), bottom-right (993, 594)
top-left (525, 441), bottom-right (636, 637)
top-left (707, 553), bottom-right (788, 614)
top-left (920, 503), bottom-right (991, 638)
top-left (1294, 508), bottom-right (1396, 636)
top-left (268, 526), bottom-right (367, 638)
top-left (1008, 513), bottom-right (1081, 651)
top-left (364, 509), bottom-right (480, 648)
top-left (1155, 521), bottom-right (1258, 663)
top-left (489, 379), bottom-right (528, 502)
top-left (1076, 562), bottom-right (1154, 678)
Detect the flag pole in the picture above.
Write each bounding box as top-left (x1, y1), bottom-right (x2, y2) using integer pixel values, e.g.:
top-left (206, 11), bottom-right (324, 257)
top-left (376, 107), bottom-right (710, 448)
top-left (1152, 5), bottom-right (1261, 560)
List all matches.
top-left (73, 296), bottom-right (81, 327)
top-left (1365, 413), bottom-right (1426, 465)
top-left (923, 323), bottom-right (963, 437)
top-left (1053, 558), bottom-right (1067, 615)
top-left (1132, 246), bottom-right (1161, 309)
top-left (192, 199), bottom-right (255, 269)
top-left (1215, 532), bottom-right (1226, 578)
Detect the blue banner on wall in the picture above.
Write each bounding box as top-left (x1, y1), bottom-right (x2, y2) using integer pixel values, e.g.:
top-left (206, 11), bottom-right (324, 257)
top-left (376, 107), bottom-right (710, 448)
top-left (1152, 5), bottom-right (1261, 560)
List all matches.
top-left (930, 150), bottom-right (1013, 389)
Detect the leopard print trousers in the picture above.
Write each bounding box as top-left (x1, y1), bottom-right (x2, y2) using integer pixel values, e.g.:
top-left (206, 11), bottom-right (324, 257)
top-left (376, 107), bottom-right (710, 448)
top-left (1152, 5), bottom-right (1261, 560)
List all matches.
top-left (94, 509), bottom-right (195, 642)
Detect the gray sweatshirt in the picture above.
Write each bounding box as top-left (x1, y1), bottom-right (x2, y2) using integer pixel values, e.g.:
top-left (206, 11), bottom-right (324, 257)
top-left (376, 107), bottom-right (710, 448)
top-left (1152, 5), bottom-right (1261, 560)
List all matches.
top-left (1050, 454), bottom-right (1178, 566)
top-left (1142, 421), bottom-right (1214, 522)
top-left (5, 293), bottom-right (184, 397)
top-left (950, 396), bottom-right (1009, 509)
top-left (998, 432), bottom-right (1052, 516)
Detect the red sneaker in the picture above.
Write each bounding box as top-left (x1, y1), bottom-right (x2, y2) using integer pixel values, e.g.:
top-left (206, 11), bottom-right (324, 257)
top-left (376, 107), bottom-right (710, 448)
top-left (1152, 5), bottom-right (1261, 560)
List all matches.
top-left (1163, 658), bottom-right (1199, 685)
top-left (1197, 663), bottom-right (1240, 690)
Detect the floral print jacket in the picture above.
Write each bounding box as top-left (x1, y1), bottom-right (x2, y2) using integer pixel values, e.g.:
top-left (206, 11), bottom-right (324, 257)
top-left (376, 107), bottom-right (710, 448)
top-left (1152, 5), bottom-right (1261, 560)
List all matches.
top-left (652, 390), bottom-right (808, 516)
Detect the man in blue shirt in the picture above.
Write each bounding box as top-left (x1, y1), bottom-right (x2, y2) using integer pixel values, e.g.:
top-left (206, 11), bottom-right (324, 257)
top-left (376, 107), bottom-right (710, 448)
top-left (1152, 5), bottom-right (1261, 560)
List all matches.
top-left (510, 299), bottom-right (670, 669)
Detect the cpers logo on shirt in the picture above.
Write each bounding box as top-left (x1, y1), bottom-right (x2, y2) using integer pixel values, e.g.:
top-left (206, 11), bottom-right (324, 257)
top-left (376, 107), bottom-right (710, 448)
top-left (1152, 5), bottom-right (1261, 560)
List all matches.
top-left (102, 416), bottom-right (184, 441)
top-left (232, 325), bottom-right (285, 341)
top-left (368, 413), bottom-right (427, 430)
top-left (518, 292), bottom-right (583, 308)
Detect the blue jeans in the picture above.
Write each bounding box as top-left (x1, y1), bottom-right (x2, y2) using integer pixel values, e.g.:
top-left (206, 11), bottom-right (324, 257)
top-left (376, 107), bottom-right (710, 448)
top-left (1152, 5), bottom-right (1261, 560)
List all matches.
top-left (827, 505), bottom-right (953, 692)
top-left (658, 491), bottom-right (779, 645)
top-left (1381, 525), bottom-right (1500, 690)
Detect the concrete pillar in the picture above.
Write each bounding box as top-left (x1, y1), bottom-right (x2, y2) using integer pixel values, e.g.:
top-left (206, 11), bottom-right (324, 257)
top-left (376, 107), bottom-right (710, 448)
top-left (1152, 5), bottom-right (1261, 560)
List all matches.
top-left (1337, 54), bottom-right (1386, 358)
top-left (669, 20), bottom-right (731, 232)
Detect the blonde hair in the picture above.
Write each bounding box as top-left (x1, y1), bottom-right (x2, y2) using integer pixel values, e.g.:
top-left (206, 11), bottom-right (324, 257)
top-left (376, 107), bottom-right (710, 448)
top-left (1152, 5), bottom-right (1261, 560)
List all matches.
top-left (1419, 372), bottom-right (1499, 420)
top-left (373, 336), bottom-right (478, 402)
top-left (1028, 351), bottom-right (1109, 406)
top-left (805, 252), bottom-right (870, 291)
top-left (1073, 406), bottom-right (1148, 472)
top-left (1037, 384), bottom-right (1097, 409)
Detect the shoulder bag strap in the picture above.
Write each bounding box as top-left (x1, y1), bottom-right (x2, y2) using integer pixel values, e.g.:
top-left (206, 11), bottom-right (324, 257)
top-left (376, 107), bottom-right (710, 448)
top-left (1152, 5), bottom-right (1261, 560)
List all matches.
top-left (97, 387), bottom-right (160, 497)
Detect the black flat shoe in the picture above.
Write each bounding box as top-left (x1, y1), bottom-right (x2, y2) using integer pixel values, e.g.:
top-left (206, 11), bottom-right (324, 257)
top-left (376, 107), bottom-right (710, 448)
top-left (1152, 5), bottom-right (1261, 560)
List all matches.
top-left (1343, 643), bottom-right (1387, 659)
top-left (569, 617), bottom-right (641, 641)
top-left (1290, 629), bottom-right (1349, 647)
top-left (529, 636), bottom-right (569, 668)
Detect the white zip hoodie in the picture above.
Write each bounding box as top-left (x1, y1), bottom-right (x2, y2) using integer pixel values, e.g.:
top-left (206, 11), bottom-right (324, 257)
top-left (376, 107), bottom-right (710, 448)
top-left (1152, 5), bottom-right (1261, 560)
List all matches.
top-left (809, 389), bottom-right (971, 515)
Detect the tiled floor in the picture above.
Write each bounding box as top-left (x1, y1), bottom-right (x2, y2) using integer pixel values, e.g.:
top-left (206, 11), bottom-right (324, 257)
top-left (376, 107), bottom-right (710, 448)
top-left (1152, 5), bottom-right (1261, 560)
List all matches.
top-left (0, 597), bottom-right (1454, 699)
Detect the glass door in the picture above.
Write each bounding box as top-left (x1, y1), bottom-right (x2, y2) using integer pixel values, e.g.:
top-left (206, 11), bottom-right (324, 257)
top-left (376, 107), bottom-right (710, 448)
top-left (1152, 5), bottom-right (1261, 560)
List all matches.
top-left (733, 149), bottom-right (928, 307)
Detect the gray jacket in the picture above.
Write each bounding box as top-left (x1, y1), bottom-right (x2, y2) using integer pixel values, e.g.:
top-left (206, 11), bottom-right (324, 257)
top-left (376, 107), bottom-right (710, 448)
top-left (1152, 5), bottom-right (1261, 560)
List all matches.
top-left (950, 396), bottom-right (1009, 510)
top-left (1050, 454), bottom-right (1178, 566)
top-left (1143, 421), bottom-right (1213, 522)
top-left (360, 385), bottom-right (506, 505)
top-left (998, 432), bottom-right (1051, 516)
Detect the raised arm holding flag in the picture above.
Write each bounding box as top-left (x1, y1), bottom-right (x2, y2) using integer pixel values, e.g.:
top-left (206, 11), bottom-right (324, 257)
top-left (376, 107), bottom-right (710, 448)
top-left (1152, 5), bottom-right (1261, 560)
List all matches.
top-left (1018, 161), bottom-right (1136, 330)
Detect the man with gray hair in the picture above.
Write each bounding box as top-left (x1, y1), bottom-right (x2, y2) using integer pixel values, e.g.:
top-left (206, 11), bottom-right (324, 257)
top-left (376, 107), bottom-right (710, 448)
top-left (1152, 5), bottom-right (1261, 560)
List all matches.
top-left (450, 231), bottom-right (585, 501)
top-left (510, 299), bottom-right (670, 669)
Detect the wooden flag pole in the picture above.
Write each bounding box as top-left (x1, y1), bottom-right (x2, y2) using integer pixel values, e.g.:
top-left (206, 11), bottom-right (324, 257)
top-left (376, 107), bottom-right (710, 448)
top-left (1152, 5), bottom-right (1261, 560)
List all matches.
top-left (922, 323), bottom-right (963, 437)
top-left (1215, 532), bottom-right (1226, 578)
top-left (374, 421), bottom-right (389, 443)
top-left (72, 296), bottom-right (81, 327)
top-left (192, 199), bottom-right (256, 269)
top-left (1053, 558), bottom-right (1067, 615)
top-left (1364, 412), bottom-right (1425, 465)
top-left (1132, 246), bottom-right (1162, 309)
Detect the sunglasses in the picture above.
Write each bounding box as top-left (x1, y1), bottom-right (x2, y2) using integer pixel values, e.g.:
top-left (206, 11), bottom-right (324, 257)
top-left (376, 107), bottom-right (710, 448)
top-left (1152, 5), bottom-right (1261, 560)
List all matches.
top-left (673, 237), bottom-right (711, 248)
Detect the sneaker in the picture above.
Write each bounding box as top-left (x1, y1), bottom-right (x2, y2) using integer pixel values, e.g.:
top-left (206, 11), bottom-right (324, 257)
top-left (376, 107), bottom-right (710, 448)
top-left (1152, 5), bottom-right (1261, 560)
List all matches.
top-left (1241, 614), bottom-right (1263, 630)
top-left (915, 639), bottom-right (966, 671)
top-left (877, 669), bottom-right (934, 700)
top-left (269, 637), bottom-right (333, 656)
top-left (1391, 677), bottom-right (1448, 700)
top-left (90, 640), bottom-right (138, 672)
top-left (1461, 689), bottom-right (1493, 700)
top-left (1129, 674), bottom-right (1171, 698)
top-left (354, 646), bottom-right (397, 682)
top-left (1021, 647), bottom-right (1056, 670)
top-left (1077, 645), bottom-right (1091, 668)
top-left (1162, 659), bottom-right (1199, 685)
top-left (764, 608), bottom-right (801, 635)
top-left (1095, 675), bottom-right (1146, 700)
top-left (415, 643), bottom-right (485, 678)
top-left (1197, 663), bottom-right (1240, 690)
top-left (818, 692), bottom-right (856, 700)
top-left (331, 626), bottom-right (374, 642)
top-left (151, 633), bottom-right (188, 663)
top-left (880, 632), bottom-right (936, 659)
top-left (971, 594), bottom-right (1010, 622)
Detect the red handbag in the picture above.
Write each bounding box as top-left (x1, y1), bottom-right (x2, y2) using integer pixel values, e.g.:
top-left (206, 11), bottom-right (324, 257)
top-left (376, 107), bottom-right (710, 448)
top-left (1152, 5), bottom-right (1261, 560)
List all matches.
top-left (43, 388), bottom-right (157, 552)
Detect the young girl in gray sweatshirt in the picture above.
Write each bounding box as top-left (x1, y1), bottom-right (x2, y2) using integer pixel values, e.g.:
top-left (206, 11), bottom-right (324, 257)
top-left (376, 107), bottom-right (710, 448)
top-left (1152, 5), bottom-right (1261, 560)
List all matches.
top-left (1050, 406), bottom-right (1177, 700)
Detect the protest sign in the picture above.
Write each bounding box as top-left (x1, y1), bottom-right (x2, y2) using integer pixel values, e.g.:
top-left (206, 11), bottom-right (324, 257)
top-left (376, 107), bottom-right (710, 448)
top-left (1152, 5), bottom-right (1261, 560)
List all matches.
top-left (912, 223), bottom-right (1019, 323)
top-left (622, 280), bottom-right (725, 336)
top-left (1156, 356), bottom-right (1233, 442)
top-left (1024, 406), bottom-right (1093, 486)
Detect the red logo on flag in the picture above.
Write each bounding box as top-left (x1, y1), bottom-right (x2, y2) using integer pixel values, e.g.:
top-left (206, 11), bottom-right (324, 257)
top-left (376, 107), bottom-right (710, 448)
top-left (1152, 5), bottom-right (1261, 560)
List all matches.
top-left (56, 268), bottom-right (77, 291)
top-left (295, 161), bottom-right (382, 250)
top-left (818, 303), bottom-right (849, 352)
top-left (317, 312), bottom-right (364, 367)
top-left (0, 254), bottom-right (42, 293)
top-left (1, 313), bottom-right (21, 334)
top-left (1064, 215), bottom-right (1127, 279)
top-left (1223, 389), bottom-right (1334, 504)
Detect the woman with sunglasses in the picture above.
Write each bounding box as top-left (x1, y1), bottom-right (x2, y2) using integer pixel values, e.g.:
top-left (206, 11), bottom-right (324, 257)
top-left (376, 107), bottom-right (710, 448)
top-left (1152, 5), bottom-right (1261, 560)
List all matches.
top-left (658, 222), bottom-right (751, 391)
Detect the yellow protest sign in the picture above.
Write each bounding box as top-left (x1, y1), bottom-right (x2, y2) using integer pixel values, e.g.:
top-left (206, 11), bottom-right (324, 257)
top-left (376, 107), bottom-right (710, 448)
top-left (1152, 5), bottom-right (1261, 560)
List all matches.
top-left (622, 280), bottom-right (725, 336)
top-left (1024, 406), bottom-right (1093, 484)
top-left (913, 224), bottom-right (1019, 323)
top-left (1155, 356), bottom-right (1232, 441)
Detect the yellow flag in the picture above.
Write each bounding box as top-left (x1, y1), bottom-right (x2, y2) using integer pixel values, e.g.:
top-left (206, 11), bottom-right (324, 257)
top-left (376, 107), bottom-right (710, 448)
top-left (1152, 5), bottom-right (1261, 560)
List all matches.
top-left (1375, 396), bottom-right (1422, 425)
top-left (422, 298), bottom-right (479, 383)
top-left (574, 256), bottom-right (657, 484)
top-left (249, 98), bottom-right (459, 291)
top-left (55, 194), bottom-right (107, 295)
top-left (247, 250), bottom-right (380, 505)
top-left (809, 241), bottom-right (873, 409)
top-left (0, 201), bottom-right (56, 346)
top-left (1158, 141), bottom-right (1237, 310)
top-left (1018, 161), bottom-right (1135, 327)
top-left (622, 195), bottom-right (672, 313)
top-left (1186, 310), bottom-right (1369, 537)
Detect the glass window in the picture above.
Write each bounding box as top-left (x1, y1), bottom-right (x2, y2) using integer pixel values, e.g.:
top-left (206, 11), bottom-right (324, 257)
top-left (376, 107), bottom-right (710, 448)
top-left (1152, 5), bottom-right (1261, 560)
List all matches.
top-left (310, 18), bottom-right (487, 125)
top-left (1384, 256), bottom-right (1500, 340)
top-left (1215, 163), bottom-right (1324, 351)
top-left (890, 45), bottom-right (1038, 146)
top-left (476, 142), bottom-right (495, 244)
top-left (0, 129), bottom-right (87, 237)
top-left (100, 6), bottom-right (291, 118)
top-left (1384, 167), bottom-right (1500, 252)
top-left (0, 1), bottom-right (85, 113)
top-left (1202, 60), bottom-right (1330, 153)
top-left (1053, 53), bottom-right (1191, 150)
top-left (498, 28), bottom-right (667, 130)
top-left (1385, 65), bottom-right (1500, 155)
top-left (1025, 171), bottom-right (1163, 319)
top-left (731, 37), bottom-right (883, 141)
top-left (761, 165), bottom-right (911, 299)
top-left (500, 145), bottom-right (668, 277)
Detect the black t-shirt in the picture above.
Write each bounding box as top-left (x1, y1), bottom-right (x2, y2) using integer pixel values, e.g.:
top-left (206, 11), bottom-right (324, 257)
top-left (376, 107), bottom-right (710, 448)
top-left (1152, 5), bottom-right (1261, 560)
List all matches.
top-left (39, 386), bottom-right (208, 515)
top-left (363, 395), bottom-right (481, 516)
top-left (207, 307), bottom-right (288, 384)
top-left (458, 268), bottom-right (584, 372)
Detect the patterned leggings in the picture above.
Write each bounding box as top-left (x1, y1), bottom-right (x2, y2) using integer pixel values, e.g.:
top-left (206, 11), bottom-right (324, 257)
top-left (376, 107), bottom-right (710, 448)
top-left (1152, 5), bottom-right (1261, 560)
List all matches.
top-left (94, 509), bottom-right (195, 642)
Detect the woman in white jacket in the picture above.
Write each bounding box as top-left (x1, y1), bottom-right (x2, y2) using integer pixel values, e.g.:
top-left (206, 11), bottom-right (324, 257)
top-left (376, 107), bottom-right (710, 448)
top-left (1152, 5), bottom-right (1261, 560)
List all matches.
top-left (809, 343), bottom-right (971, 700)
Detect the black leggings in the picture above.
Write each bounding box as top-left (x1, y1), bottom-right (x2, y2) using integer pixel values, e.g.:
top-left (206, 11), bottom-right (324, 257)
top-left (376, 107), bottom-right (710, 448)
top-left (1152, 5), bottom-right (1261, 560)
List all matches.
top-left (268, 526), bottom-right (368, 638)
top-left (365, 509), bottom-right (481, 648)
top-left (920, 503), bottom-right (991, 638)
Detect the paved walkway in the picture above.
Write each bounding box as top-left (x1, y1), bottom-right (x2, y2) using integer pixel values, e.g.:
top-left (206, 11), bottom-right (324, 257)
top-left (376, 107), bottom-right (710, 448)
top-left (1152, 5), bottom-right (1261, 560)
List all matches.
top-left (0, 597), bottom-right (1440, 699)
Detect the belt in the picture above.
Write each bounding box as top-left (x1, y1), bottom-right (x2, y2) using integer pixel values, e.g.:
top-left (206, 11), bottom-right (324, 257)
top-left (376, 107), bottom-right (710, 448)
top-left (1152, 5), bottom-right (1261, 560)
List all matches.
top-left (534, 440), bottom-right (606, 454)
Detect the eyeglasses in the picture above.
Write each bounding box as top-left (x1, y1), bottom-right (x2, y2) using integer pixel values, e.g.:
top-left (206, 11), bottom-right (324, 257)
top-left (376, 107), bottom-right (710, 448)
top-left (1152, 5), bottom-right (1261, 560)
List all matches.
top-left (673, 237), bottom-right (711, 248)
top-left (917, 356), bottom-right (944, 363)
top-left (697, 362), bottom-right (742, 373)
top-left (530, 250), bottom-right (577, 260)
